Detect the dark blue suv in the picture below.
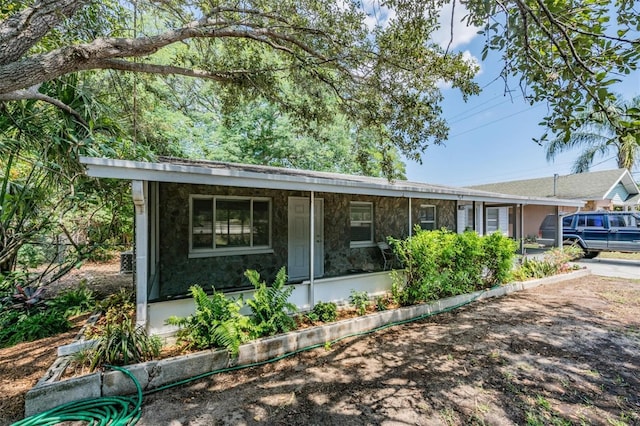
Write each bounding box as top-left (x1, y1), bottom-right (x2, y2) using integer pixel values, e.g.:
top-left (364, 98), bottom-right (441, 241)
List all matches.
top-left (538, 211), bottom-right (640, 258)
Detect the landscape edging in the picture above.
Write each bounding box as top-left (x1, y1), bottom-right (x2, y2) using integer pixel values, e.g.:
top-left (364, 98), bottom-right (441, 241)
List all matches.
top-left (24, 268), bottom-right (591, 416)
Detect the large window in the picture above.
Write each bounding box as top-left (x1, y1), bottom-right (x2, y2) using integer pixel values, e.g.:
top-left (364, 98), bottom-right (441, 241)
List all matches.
top-left (190, 196), bottom-right (271, 255)
top-left (350, 202), bottom-right (374, 246)
top-left (419, 204), bottom-right (436, 230)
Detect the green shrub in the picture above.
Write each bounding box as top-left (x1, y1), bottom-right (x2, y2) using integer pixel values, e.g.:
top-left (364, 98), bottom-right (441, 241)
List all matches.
top-left (0, 309), bottom-right (71, 348)
top-left (166, 285), bottom-right (250, 356)
top-left (17, 244), bottom-right (48, 268)
top-left (311, 301), bottom-right (338, 322)
top-left (390, 229), bottom-right (518, 306)
top-left (88, 302), bottom-right (161, 370)
top-left (245, 267), bottom-right (297, 338)
top-left (374, 294), bottom-right (392, 311)
top-left (47, 281), bottom-right (95, 317)
top-left (512, 246), bottom-right (583, 281)
top-left (96, 288), bottom-right (134, 312)
top-left (482, 232), bottom-right (518, 285)
top-left (349, 290), bottom-right (370, 316)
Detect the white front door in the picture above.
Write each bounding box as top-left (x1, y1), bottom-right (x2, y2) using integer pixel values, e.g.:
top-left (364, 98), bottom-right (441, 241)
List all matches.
top-left (288, 197), bottom-right (324, 280)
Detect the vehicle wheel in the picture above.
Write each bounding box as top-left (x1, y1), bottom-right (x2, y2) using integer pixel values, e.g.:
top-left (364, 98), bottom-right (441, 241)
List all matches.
top-left (583, 251), bottom-right (599, 259)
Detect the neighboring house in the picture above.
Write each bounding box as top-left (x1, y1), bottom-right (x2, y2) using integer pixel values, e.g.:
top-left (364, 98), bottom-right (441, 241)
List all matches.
top-left (468, 169), bottom-right (640, 239)
top-left (80, 156), bottom-right (583, 335)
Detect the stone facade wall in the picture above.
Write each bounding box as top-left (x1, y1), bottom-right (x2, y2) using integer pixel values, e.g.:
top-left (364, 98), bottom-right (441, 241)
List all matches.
top-left (156, 182), bottom-right (456, 300)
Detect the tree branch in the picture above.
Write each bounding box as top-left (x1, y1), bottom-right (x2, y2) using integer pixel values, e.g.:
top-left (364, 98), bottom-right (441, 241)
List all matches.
top-left (0, 0), bottom-right (90, 66)
top-left (0, 86), bottom-right (89, 127)
top-left (0, 12), bottom-right (342, 96)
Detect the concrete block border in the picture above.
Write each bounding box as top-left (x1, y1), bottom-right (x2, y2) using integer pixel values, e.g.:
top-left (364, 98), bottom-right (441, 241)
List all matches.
top-left (25, 268), bottom-right (591, 416)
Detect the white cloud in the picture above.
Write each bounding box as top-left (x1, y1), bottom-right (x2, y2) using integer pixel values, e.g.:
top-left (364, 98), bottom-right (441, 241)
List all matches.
top-left (431, 3), bottom-right (480, 50)
top-left (359, 0), bottom-right (396, 31)
top-left (461, 50), bottom-right (482, 75)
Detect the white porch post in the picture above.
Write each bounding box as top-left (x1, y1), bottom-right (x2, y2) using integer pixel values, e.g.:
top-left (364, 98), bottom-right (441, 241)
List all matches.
top-left (309, 191), bottom-right (315, 309)
top-left (555, 206), bottom-right (562, 248)
top-left (408, 197), bottom-right (413, 236)
top-left (519, 204), bottom-right (525, 254)
top-left (132, 180), bottom-right (148, 328)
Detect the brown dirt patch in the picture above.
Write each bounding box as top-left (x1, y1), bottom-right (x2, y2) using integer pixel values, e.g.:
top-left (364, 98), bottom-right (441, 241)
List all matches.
top-left (1, 273), bottom-right (639, 425)
top-left (0, 260), bottom-right (132, 425)
top-left (137, 275), bottom-right (640, 425)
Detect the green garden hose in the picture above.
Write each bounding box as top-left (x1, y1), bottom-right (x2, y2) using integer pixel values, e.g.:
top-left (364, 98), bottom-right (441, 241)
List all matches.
top-left (14, 287), bottom-right (491, 425)
top-left (12, 365), bottom-right (142, 426)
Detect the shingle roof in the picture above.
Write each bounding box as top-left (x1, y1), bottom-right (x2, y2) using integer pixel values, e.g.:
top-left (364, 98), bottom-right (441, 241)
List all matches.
top-left (467, 169), bottom-right (639, 203)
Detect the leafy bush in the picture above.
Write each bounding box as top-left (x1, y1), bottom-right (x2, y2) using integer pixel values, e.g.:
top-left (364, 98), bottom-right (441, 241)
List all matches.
top-left (374, 294), bottom-right (392, 311)
top-left (0, 279), bottom-right (95, 348)
top-left (88, 302), bottom-right (161, 370)
top-left (245, 267), bottom-right (297, 338)
top-left (166, 285), bottom-right (250, 356)
top-left (482, 232), bottom-right (518, 285)
top-left (512, 247), bottom-right (583, 281)
top-left (0, 309), bottom-right (70, 348)
top-left (311, 301), bottom-right (338, 322)
top-left (46, 281), bottom-right (95, 317)
top-left (96, 288), bottom-right (134, 312)
top-left (390, 229), bottom-right (517, 306)
top-left (349, 290), bottom-right (370, 316)
top-left (17, 244), bottom-right (48, 268)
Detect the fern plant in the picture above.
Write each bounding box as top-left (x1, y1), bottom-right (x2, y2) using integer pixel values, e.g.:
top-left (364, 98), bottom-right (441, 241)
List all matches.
top-left (166, 285), bottom-right (250, 356)
top-left (245, 267), bottom-right (297, 338)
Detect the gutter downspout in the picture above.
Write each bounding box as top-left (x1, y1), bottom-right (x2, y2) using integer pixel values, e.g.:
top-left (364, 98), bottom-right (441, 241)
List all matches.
top-left (132, 180), bottom-right (148, 328)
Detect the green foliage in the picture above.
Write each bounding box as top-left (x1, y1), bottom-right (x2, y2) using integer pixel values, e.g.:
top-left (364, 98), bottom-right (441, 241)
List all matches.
top-left (0, 73), bottom-right (135, 285)
top-left (470, 0), bottom-right (640, 147)
top-left (96, 288), bottom-right (134, 312)
top-left (88, 302), bottom-right (161, 371)
top-left (512, 247), bottom-right (583, 281)
top-left (482, 232), bottom-right (519, 286)
top-left (374, 294), bottom-right (392, 312)
top-left (546, 96), bottom-right (640, 172)
top-left (310, 301), bottom-right (338, 323)
top-left (390, 229), bottom-right (517, 306)
top-left (0, 0), bottom-right (483, 178)
top-left (166, 285), bottom-right (249, 356)
top-left (245, 267), bottom-right (297, 338)
top-left (0, 308), bottom-right (70, 348)
top-left (349, 290), bottom-right (370, 316)
top-left (46, 281), bottom-right (95, 317)
top-left (0, 278), bottom-right (93, 347)
top-left (16, 244), bottom-right (48, 268)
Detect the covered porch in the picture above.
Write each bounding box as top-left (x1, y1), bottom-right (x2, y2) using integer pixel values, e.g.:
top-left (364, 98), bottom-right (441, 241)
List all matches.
top-left (80, 157), bottom-right (584, 336)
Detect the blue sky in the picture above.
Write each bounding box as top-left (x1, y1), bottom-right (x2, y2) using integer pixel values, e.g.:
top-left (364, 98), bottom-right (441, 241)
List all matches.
top-left (399, 4), bottom-right (640, 187)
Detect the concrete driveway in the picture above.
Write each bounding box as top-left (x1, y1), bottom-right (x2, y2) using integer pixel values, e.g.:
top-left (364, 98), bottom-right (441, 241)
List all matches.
top-left (575, 257), bottom-right (640, 280)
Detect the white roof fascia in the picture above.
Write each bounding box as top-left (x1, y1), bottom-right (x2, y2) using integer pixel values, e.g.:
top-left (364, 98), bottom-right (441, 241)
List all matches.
top-left (602, 169), bottom-right (640, 200)
top-left (80, 157), bottom-right (584, 207)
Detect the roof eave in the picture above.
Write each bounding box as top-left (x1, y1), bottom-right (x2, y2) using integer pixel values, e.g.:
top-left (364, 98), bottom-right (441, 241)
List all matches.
top-left (80, 157), bottom-right (585, 207)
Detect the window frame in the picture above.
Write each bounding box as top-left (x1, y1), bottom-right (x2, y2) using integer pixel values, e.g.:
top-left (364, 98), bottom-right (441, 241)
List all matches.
top-left (189, 195), bottom-right (273, 258)
top-left (419, 204), bottom-right (437, 230)
top-left (486, 207), bottom-right (499, 233)
top-left (350, 201), bottom-right (375, 248)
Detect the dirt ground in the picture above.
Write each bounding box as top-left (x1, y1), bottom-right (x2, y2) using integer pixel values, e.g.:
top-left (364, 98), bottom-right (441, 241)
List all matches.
top-left (1, 272), bottom-right (639, 425)
top-left (0, 261), bottom-right (133, 425)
